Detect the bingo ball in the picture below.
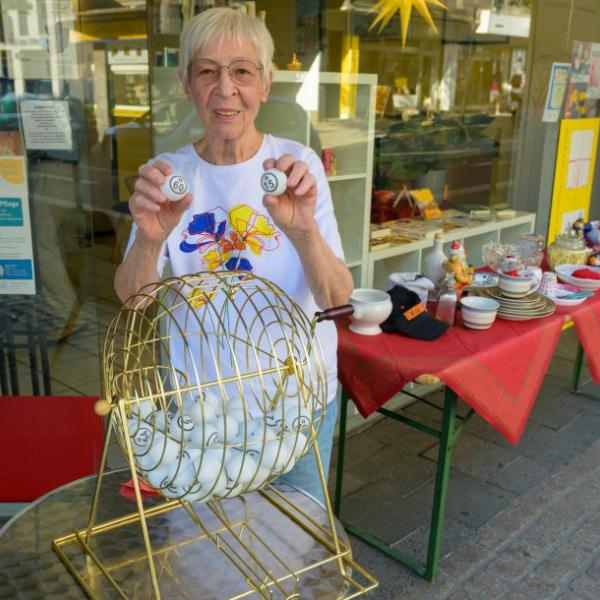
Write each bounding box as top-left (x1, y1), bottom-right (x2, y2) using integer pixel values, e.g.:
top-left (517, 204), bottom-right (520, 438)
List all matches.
top-left (161, 173), bottom-right (188, 201)
top-left (168, 414), bottom-right (196, 442)
top-left (189, 422), bottom-right (219, 447)
top-left (260, 168), bottom-right (287, 196)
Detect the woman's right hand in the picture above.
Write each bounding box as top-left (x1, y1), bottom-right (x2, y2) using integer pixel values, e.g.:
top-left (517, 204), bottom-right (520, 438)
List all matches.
top-left (129, 159), bottom-right (192, 245)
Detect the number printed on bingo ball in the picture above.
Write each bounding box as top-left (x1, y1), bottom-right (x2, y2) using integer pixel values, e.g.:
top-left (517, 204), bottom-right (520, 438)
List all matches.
top-left (162, 174), bottom-right (188, 201)
top-left (260, 169), bottom-right (287, 196)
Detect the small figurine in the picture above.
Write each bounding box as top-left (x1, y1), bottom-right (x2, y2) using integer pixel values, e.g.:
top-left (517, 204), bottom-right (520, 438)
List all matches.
top-left (449, 240), bottom-right (466, 261)
top-left (286, 53), bottom-right (302, 71)
top-left (589, 252), bottom-right (600, 267)
top-left (572, 217), bottom-right (585, 239)
top-left (499, 254), bottom-right (524, 276)
top-left (444, 254), bottom-right (473, 294)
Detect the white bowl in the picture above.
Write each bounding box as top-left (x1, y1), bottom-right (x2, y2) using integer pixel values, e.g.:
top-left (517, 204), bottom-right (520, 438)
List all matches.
top-left (349, 288), bottom-right (393, 336)
top-left (555, 264), bottom-right (600, 290)
top-left (460, 296), bottom-right (499, 330)
top-left (498, 269), bottom-right (540, 298)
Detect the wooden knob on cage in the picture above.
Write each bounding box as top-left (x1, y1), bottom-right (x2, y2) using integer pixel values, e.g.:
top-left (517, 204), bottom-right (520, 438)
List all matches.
top-left (94, 399), bottom-right (112, 416)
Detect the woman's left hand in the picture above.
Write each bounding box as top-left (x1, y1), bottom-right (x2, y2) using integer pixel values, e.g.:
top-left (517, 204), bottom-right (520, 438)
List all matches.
top-left (262, 155), bottom-right (317, 240)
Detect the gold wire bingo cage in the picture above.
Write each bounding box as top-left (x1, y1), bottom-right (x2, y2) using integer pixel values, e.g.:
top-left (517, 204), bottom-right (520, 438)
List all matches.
top-left (52, 271), bottom-right (378, 599)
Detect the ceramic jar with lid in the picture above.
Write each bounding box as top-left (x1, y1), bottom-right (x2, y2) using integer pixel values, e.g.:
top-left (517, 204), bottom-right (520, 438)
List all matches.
top-left (547, 234), bottom-right (590, 270)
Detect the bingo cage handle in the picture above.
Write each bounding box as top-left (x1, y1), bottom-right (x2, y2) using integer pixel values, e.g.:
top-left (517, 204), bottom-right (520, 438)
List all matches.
top-left (314, 304), bottom-right (354, 323)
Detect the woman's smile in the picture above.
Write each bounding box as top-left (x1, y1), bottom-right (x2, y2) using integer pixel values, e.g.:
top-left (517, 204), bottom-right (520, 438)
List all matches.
top-left (214, 109), bottom-right (242, 120)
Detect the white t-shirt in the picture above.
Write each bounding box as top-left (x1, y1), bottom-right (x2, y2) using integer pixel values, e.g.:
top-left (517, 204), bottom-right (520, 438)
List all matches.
top-left (126, 134), bottom-right (344, 409)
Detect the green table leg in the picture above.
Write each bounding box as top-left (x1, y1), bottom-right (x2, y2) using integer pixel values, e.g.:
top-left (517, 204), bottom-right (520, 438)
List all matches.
top-left (571, 342), bottom-right (584, 394)
top-left (424, 387), bottom-right (457, 581)
top-left (333, 385), bottom-right (458, 581)
top-left (333, 389), bottom-right (349, 517)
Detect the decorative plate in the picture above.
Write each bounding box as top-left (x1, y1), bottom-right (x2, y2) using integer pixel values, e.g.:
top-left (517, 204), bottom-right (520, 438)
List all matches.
top-left (465, 273), bottom-right (499, 290)
top-left (545, 283), bottom-right (592, 307)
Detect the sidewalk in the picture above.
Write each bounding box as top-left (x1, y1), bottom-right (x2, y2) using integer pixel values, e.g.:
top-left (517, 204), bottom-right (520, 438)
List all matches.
top-left (330, 327), bottom-right (600, 599)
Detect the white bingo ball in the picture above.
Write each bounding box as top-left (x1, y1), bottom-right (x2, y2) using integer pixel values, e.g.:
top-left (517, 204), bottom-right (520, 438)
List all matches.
top-left (131, 399), bottom-right (154, 420)
top-left (266, 403), bottom-right (311, 433)
top-left (170, 457), bottom-right (197, 488)
top-left (195, 448), bottom-right (226, 484)
top-left (209, 471), bottom-right (229, 498)
top-left (180, 447), bottom-right (202, 463)
top-left (187, 399), bottom-right (217, 424)
top-left (146, 432), bottom-right (180, 465)
top-left (228, 409), bottom-right (247, 427)
top-left (189, 422), bottom-right (219, 447)
top-left (128, 419), bottom-right (154, 454)
top-left (223, 476), bottom-right (246, 498)
top-left (260, 168), bottom-right (287, 196)
top-left (148, 410), bottom-right (168, 431)
top-left (136, 451), bottom-right (159, 472)
top-left (227, 397), bottom-right (245, 412)
top-left (181, 482), bottom-right (210, 503)
top-left (145, 463), bottom-right (173, 490)
top-left (202, 390), bottom-right (221, 413)
top-left (257, 440), bottom-right (288, 474)
top-left (225, 448), bottom-right (257, 487)
top-left (288, 432), bottom-right (309, 461)
top-left (179, 393), bottom-right (196, 414)
top-left (246, 466), bottom-right (271, 491)
top-left (168, 414), bottom-right (196, 442)
top-left (247, 418), bottom-right (268, 440)
top-left (279, 440), bottom-right (296, 474)
top-left (161, 173), bottom-right (188, 201)
top-left (214, 415), bottom-right (239, 443)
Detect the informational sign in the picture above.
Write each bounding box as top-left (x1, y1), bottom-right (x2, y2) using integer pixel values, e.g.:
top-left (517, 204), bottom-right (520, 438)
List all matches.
top-left (543, 63), bottom-right (570, 123)
top-left (2, 0), bottom-right (78, 81)
top-left (548, 118), bottom-right (600, 244)
top-left (565, 41), bottom-right (600, 118)
top-left (20, 100), bottom-right (73, 151)
top-left (0, 157), bottom-right (35, 295)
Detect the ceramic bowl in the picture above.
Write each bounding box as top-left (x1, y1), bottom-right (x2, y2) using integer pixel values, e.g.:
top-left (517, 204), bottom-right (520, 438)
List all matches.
top-left (555, 264), bottom-right (600, 290)
top-left (498, 268), bottom-right (540, 298)
top-left (349, 288), bottom-right (393, 336)
top-left (460, 296), bottom-right (500, 330)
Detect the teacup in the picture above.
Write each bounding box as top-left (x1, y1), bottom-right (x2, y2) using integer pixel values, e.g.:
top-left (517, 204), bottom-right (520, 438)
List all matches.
top-left (498, 267), bottom-right (541, 298)
top-left (349, 288), bottom-right (393, 336)
top-left (460, 296), bottom-right (500, 330)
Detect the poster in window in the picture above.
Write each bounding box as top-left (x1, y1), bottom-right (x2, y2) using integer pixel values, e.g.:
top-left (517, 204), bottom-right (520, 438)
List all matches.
top-left (0, 157), bottom-right (35, 295)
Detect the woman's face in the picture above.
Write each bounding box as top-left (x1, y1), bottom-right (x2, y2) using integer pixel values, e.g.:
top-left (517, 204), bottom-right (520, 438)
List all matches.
top-left (184, 39), bottom-right (271, 145)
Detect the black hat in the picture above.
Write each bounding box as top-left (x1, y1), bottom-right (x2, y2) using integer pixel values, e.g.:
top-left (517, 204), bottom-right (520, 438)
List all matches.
top-left (381, 285), bottom-right (449, 341)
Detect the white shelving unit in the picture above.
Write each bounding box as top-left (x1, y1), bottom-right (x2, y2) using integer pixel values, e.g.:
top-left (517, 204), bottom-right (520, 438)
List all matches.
top-left (368, 212), bottom-right (536, 290)
top-left (264, 70), bottom-right (378, 288)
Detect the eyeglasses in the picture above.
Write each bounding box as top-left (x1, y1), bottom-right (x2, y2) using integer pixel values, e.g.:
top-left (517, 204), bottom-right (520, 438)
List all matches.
top-left (189, 59), bottom-right (263, 85)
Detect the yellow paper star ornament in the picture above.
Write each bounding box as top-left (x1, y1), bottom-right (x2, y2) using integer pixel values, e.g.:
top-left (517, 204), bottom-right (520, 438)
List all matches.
top-left (369, 0), bottom-right (448, 47)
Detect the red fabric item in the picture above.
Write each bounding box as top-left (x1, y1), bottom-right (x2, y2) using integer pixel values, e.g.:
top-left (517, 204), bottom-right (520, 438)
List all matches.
top-left (572, 268), bottom-right (600, 280)
top-left (0, 396), bottom-right (103, 502)
top-left (120, 478), bottom-right (160, 501)
top-left (570, 291), bottom-right (600, 382)
top-left (337, 296), bottom-right (600, 445)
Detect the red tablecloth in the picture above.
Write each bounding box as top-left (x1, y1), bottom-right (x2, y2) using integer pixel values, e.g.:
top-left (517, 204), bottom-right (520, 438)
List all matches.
top-left (337, 291), bottom-right (600, 445)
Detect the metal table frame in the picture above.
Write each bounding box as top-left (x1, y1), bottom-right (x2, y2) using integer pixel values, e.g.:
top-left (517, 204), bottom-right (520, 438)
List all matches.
top-left (333, 330), bottom-right (588, 581)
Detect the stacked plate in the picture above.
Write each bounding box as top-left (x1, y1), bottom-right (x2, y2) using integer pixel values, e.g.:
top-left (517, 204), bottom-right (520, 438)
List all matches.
top-left (469, 286), bottom-right (556, 321)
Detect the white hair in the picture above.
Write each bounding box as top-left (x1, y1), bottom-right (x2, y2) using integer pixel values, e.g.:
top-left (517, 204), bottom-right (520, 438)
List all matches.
top-left (179, 8), bottom-right (274, 83)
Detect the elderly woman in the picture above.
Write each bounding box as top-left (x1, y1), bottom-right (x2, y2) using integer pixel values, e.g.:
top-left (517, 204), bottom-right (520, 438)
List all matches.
top-left (115, 8), bottom-right (353, 503)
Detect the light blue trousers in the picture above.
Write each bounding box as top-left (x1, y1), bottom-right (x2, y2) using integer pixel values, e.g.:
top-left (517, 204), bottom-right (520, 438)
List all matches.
top-left (276, 398), bottom-right (339, 506)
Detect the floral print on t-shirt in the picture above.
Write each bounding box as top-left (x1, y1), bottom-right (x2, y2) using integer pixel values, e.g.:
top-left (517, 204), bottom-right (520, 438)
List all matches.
top-left (179, 204), bottom-right (280, 272)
